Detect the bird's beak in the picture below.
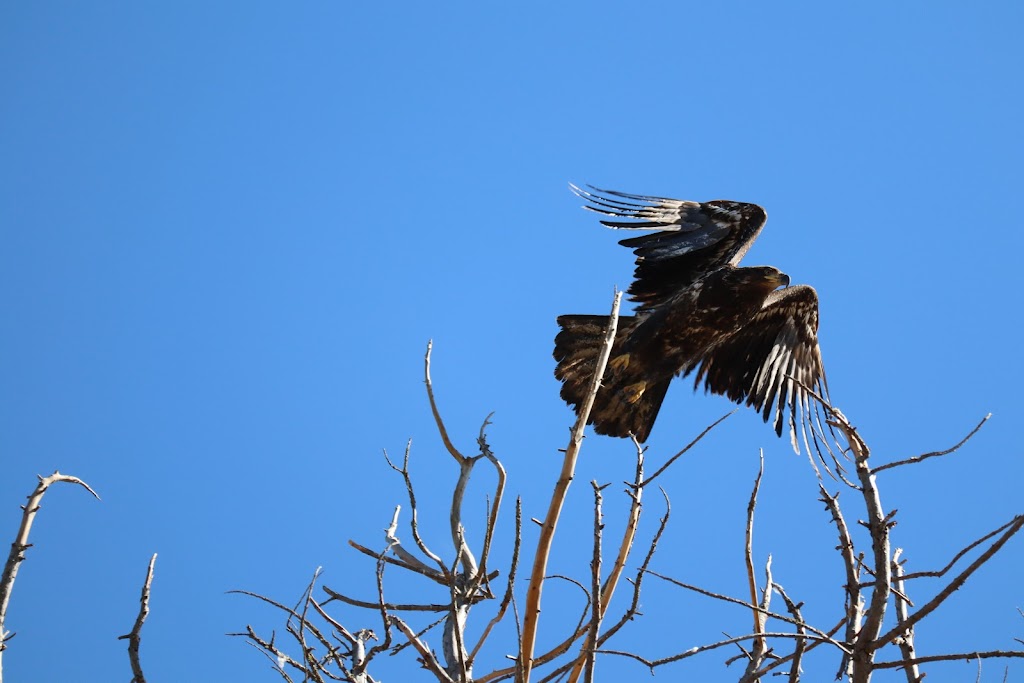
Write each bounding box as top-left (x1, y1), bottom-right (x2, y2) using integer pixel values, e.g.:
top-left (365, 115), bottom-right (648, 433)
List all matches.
top-left (777, 273), bottom-right (791, 288)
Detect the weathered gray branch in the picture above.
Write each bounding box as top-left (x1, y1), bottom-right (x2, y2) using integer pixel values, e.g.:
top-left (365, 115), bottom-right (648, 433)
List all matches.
top-left (0, 471), bottom-right (99, 683)
top-left (118, 553), bottom-right (157, 683)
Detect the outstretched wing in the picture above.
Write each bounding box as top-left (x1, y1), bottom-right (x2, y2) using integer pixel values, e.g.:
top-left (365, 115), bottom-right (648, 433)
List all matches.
top-left (685, 284), bottom-right (828, 454)
top-left (570, 184), bottom-right (768, 312)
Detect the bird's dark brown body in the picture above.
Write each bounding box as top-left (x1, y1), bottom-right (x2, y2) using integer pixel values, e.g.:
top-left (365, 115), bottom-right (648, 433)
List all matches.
top-left (554, 185), bottom-right (829, 450)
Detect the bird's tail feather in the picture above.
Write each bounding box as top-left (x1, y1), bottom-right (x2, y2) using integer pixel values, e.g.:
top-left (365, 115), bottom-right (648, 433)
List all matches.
top-left (554, 314), bottom-right (669, 443)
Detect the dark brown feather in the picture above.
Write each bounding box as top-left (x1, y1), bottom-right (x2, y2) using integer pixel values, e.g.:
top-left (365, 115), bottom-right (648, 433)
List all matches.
top-left (555, 185), bottom-right (831, 452)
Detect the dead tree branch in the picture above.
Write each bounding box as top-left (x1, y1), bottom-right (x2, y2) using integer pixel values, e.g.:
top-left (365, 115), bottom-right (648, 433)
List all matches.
top-left (829, 410), bottom-right (891, 683)
top-left (118, 553), bottom-right (157, 683)
top-left (0, 471), bottom-right (99, 683)
top-left (520, 290), bottom-right (621, 683)
top-left (889, 549), bottom-right (921, 683)
top-left (872, 414), bottom-right (990, 475)
top-left (874, 514), bottom-right (1024, 649)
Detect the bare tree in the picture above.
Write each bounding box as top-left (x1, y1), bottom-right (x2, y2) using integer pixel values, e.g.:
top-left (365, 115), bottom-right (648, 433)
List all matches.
top-left (4, 304), bottom-right (1022, 682)
top-left (233, 296), bottom-right (1024, 682)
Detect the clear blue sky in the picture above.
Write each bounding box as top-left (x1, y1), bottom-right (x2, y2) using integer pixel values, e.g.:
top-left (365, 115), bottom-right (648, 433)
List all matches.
top-left (2, 3), bottom-right (1022, 681)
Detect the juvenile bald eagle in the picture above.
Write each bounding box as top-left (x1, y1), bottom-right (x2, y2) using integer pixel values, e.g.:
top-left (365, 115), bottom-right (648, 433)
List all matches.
top-left (554, 185), bottom-right (830, 452)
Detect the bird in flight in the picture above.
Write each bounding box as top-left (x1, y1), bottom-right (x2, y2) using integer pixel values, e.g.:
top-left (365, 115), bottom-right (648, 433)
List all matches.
top-left (554, 185), bottom-right (831, 453)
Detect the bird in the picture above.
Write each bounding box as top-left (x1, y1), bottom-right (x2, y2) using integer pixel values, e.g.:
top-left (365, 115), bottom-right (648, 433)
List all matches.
top-left (554, 184), bottom-right (830, 453)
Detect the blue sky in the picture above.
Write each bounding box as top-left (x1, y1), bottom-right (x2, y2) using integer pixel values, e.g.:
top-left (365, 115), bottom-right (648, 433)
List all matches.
top-left (2, 3), bottom-right (1022, 681)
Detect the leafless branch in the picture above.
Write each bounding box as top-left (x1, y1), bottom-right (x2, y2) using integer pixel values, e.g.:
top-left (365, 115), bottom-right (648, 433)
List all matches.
top-left (901, 516), bottom-right (1023, 581)
top-left (874, 514), bottom-right (1024, 649)
top-left (382, 443), bottom-right (449, 577)
top-left (0, 471), bottom-right (99, 683)
top-left (829, 409), bottom-right (891, 683)
top-left (118, 553), bottom-right (157, 683)
top-left (889, 549), bottom-right (921, 683)
top-left (469, 497), bottom-right (522, 664)
top-left (644, 570), bottom-right (851, 654)
top-left (520, 289), bottom-right (621, 682)
top-left (818, 483), bottom-right (862, 671)
top-left (536, 486), bottom-right (673, 683)
top-left (597, 487), bottom-right (670, 646)
top-left (872, 650), bottom-right (1024, 669)
top-left (425, 339), bottom-right (469, 464)
top-left (230, 583), bottom-right (366, 682)
top-left (772, 582), bottom-right (806, 683)
top-left (596, 630), bottom-right (846, 670)
top-left (565, 436), bottom-right (648, 683)
top-left (735, 617), bottom-right (850, 681)
top-left (390, 615), bottom-right (455, 683)
top-left (475, 416), bottom-right (506, 591)
top-left (744, 452), bottom-right (766, 643)
top-left (320, 586), bottom-right (448, 612)
top-left (641, 410), bottom-right (735, 488)
top-left (583, 482), bottom-right (608, 683)
top-left (347, 539), bottom-right (441, 581)
top-left (872, 414), bottom-right (991, 474)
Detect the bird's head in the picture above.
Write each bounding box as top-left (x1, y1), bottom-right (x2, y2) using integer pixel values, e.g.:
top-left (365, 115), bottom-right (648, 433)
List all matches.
top-left (752, 266), bottom-right (790, 291)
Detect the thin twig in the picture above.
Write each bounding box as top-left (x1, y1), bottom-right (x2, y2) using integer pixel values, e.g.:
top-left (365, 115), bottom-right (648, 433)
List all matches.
top-left (425, 340), bottom-right (469, 464)
top-left (745, 452), bottom-right (765, 641)
top-left (772, 582), bottom-right (806, 683)
top-left (901, 516), bottom-right (1022, 581)
top-left (382, 443), bottom-right (449, 576)
top-left (584, 482), bottom-right (607, 683)
top-left (469, 497), bottom-right (521, 664)
top-left (818, 483), bottom-right (861, 671)
top-left (474, 417), bottom-right (506, 592)
top-left (643, 570), bottom-right (850, 654)
top-left (640, 410), bottom-right (735, 488)
top-left (566, 436), bottom-right (648, 683)
top-left (596, 630), bottom-right (846, 670)
top-left (390, 615), bottom-right (455, 683)
top-left (872, 414), bottom-right (990, 474)
top-left (872, 650), bottom-right (1024, 669)
top-left (598, 487), bottom-right (670, 645)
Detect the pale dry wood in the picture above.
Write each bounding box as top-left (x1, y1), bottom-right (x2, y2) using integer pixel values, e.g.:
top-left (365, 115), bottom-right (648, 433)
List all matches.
top-left (583, 482), bottom-right (607, 683)
top-left (519, 290), bottom-right (622, 683)
top-left (744, 453), bottom-right (766, 647)
top-left (0, 471), bottom-right (99, 683)
top-left (468, 498), bottom-right (522, 664)
top-left (889, 549), bottom-right (921, 683)
top-left (873, 514), bottom-right (1024, 649)
top-left (118, 553), bottom-right (157, 683)
top-left (565, 436), bottom-right (647, 683)
top-left (829, 410), bottom-right (891, 683)
top-left (771, 582), bottom-right (807, 683)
